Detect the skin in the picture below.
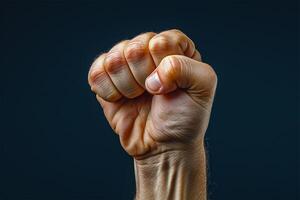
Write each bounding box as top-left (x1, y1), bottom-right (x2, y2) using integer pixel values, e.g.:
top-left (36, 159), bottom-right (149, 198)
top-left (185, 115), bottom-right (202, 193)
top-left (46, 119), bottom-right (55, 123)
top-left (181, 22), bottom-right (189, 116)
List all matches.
top-left (88, 29), bottom-right (217, 200)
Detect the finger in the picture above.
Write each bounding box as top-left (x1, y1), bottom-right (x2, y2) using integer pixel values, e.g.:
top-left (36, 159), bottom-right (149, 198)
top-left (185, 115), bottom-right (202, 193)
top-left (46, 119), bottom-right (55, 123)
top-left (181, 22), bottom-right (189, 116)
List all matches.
top-left (145, 55), bottom-right (217, 104)
top-left (88, 53), bottom-right (123, 102)
top-left (192, 49), bottom-right (202, 62)
top-left (148, 29), bottom-right (197, 66)
top-left (104, 40), bottom-right (145, 99)
top-left (124, 32), bottom-right (157, 88)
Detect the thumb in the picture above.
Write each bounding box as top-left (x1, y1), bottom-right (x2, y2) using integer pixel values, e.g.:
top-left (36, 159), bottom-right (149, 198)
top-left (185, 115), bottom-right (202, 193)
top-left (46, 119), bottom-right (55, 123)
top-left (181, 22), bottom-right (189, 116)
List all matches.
top-left (145, 55), bottom-right (217, 104)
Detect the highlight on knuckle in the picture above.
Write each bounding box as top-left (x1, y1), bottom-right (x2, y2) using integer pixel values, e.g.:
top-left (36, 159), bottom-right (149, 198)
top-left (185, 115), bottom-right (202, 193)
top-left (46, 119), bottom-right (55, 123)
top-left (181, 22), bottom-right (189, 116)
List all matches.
top-left (149, 35), bottom-right (170, 53)
top-left (104, 52), bottom-right (126, 73)
top-left (124, 42), bottom-right (147, 62)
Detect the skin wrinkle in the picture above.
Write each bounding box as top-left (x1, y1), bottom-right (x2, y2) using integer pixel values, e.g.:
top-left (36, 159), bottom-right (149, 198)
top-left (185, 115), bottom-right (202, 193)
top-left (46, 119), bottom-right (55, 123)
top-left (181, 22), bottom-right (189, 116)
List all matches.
top-left (92, 75), bottom-right (116, 100)
top-left (105, 51), bottom-right (126, 73)
top-left (167, 56), bottom-right (216, 111)
top-left (125, 41), bottom-right (147, 61)
top-left (88, 53), bottom-right (106, 82)
top-left (135, 148), bottom-right (206, 200)
top-left (118, 116), bottom-right (135, 150)
top-left (105, 41), bottom-right (144, 99)
top-left (128, 110), bottom-right (145, 156)
top-left (124, 33), bottom-right (156, 89)
top-left (108, 99), bottom-right (126, 121)
top-left (126, 58), bottom-right (154, 89)
top-left (107, 100), bottom-right (127, 132)
top-left (90, 54), bottom-right (123, 102)
top-left (139, 106), bottom-right (152, 156)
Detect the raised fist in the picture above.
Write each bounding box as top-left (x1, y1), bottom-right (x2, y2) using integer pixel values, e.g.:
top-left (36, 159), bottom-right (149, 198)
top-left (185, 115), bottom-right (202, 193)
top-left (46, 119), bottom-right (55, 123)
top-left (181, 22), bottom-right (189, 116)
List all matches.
top-left (88, 29), bottom-right (217, 159)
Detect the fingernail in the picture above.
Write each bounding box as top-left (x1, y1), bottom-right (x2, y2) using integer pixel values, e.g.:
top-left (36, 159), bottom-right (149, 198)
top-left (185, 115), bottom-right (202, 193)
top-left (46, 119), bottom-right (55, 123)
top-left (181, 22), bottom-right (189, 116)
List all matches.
top-left (146, 72), bottom-right (161, 92)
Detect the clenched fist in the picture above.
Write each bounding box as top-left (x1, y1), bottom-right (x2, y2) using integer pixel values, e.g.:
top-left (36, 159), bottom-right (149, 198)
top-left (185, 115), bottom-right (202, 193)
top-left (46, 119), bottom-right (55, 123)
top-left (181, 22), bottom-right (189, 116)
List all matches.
top-left (88, 29), bottom-right (217, 200)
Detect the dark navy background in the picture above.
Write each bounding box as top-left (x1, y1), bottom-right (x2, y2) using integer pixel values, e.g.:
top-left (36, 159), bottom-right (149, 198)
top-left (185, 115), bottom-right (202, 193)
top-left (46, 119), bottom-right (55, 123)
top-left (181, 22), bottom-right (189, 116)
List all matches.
top-left (0, 0), bottom-right (298, 199)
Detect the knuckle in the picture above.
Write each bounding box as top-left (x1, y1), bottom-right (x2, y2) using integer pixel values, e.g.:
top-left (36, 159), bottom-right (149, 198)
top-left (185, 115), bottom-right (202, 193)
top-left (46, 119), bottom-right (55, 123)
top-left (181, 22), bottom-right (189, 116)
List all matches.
top-left (124, 42), bottom-right (147, 62)
top-left (149, 35), bottom-right (170, 53)
top-left (174, 34), bottom-right (186, 50)
top-left (169, 31), bottom-right (189, 53)
top-left (88, 54), bottom-right (106, 82)
top-left (169, 29), bottom-right (193, 55)
top-left (132, 32), bottom-right (156, 42)
top-left (89, 69), bottom-right (103, 85)
top-left (104, 52), bottom-right (126, 73)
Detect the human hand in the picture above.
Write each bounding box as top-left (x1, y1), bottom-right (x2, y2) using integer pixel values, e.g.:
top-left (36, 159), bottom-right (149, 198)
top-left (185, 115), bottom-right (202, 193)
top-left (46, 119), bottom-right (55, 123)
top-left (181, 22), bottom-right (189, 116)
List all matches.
top-left (88, 29), bottom-right (217, 158)
top-left (88, 29), bottom-right (217, 199)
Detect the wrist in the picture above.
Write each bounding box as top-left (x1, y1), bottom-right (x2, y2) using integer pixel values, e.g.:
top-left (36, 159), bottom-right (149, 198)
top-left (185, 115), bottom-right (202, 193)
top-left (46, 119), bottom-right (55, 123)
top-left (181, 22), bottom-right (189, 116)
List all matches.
top-left (134, 141), bottom-right (207, 200)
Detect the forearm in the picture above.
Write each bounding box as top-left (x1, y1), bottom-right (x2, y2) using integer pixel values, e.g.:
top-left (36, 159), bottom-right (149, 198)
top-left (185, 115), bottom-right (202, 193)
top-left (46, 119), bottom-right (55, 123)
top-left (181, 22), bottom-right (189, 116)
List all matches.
top-left (134, 142), bottom-right (207, 200)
